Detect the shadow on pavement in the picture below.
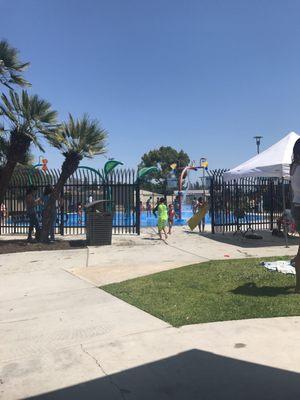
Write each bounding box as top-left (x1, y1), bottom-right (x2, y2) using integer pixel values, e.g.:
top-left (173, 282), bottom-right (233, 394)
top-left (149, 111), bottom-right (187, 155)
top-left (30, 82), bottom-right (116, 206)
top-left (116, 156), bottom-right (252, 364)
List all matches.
top-left (27, 349), bottom-right (300, 399)
top-left (185, 230), bottom-right (299, 248)
top-left (69, 239), bottom-right (86, 247)
top-left (232, 283), bottom-right (295, 297)
top-left (0, 239), bottom-right (87, 254)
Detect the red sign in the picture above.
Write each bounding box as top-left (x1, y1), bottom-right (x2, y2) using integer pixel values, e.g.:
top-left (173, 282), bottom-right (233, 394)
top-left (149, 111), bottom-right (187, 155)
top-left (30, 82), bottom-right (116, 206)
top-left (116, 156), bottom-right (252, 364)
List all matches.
top-left (42, 159), bottom-right (48, 171)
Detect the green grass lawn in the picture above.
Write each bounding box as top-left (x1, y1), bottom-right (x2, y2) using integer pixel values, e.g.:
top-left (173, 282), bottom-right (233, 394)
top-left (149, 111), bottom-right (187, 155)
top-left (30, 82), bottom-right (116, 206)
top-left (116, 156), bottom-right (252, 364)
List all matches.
top-left (102, 257), bottom-right (300, 327)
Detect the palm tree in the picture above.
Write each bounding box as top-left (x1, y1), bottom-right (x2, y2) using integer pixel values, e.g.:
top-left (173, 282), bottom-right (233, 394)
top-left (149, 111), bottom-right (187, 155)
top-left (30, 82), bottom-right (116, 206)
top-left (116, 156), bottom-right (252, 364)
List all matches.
top-left (41, 114), bottom-right (107, 242)
top-left (0, 135), bottom-right (34, 168)
top-left (0, 135), bottom-right (8, 166)
top-left (0, 40), bottom-right (30, 89)
top-left (0, 90), bottom-right (57, 203)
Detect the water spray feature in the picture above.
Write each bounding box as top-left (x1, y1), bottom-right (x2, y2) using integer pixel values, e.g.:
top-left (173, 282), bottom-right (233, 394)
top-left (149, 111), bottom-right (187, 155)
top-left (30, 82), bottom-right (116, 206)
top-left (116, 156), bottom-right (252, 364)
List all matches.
top-left (178, 160), bottom-right (208, 221)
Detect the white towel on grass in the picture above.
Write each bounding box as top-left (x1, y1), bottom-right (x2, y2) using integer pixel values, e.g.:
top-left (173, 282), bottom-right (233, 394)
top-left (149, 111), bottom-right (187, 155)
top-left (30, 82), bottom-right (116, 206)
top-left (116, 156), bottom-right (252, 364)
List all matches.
top-left (261, 261), bottom-right (295, 275)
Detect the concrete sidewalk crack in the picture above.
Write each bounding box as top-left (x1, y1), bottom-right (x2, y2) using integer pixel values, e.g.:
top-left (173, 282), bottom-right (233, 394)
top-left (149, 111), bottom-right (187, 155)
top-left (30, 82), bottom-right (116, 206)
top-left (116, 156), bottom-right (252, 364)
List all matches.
top-left (80, 344), bottom-right (128, 400)
top-left (0, 316), bottom-right (38, 324)
top-left (123, 325), bottom-right (173, 337)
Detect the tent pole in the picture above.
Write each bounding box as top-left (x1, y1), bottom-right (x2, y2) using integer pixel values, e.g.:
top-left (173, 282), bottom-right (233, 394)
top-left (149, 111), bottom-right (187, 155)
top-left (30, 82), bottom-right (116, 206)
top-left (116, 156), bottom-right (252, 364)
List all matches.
top-left (282, 178), bottom-right (289, 248)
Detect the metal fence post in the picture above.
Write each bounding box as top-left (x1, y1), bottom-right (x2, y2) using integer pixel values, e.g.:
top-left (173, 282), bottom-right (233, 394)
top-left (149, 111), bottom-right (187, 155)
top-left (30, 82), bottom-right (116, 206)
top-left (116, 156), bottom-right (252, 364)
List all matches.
top-left (136, 180), bottom-right (141, 235)
top-left (270, 180), bottom-right (274, 231)
top-left (210, 178), bottom-right (215, 234)
top-left (60, 188), bottom-right (64, 236)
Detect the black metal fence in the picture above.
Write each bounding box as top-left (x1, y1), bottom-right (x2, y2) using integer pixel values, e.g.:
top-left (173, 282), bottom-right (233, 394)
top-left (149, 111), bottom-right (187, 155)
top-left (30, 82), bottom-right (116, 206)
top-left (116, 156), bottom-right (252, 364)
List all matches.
top-left (209, 173), bottom-right (291, 234)
top-left (0, 168), bottom-right (140, 235)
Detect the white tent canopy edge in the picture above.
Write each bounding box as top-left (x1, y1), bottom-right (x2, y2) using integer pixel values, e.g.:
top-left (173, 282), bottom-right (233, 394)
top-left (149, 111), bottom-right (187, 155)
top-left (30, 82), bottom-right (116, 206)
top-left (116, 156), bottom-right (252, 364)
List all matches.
top-left (223, 132), bottom-right (300, 181)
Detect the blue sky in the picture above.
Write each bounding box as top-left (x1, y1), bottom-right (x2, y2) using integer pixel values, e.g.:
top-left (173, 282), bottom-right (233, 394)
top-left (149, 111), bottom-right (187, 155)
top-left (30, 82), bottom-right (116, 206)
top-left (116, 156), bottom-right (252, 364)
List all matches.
top-left (1, 0), bottom-right (300, 173)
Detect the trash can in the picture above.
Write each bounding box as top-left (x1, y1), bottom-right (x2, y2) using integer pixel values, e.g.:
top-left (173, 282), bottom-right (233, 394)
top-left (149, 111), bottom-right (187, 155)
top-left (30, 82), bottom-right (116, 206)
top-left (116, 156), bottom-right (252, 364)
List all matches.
top-left (85, 200), bottom-right (114, 246)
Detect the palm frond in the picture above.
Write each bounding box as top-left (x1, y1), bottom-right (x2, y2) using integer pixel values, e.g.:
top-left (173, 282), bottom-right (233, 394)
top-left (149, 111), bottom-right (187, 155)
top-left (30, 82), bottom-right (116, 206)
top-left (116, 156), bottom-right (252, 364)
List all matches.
top-left (0, 89), bottom-right (58, 151)
top-left (47, 113), bottom-right (107, 159)
top-left (0, 40), bottom-right (31, 88)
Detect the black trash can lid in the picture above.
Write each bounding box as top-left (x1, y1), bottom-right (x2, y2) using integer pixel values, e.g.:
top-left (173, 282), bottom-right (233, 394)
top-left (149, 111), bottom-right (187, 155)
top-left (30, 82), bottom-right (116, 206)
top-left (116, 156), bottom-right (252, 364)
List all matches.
top-left (85, 200), bottom-right (113, 212)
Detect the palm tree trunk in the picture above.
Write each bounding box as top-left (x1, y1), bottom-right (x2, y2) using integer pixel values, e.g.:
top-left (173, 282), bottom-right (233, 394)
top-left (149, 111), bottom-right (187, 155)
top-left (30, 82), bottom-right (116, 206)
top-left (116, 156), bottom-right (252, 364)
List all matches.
top-left (0, 160), bottom-right (18, 205)
top-left (0, 133), bottom-right (31, 204)
top-left (41, 153), bottom-right (81, 242)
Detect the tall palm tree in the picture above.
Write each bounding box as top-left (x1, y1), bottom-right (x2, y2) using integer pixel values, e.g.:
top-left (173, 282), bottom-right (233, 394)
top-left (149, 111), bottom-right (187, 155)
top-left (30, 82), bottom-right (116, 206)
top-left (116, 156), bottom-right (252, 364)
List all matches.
top-left (0, 135), bottom-right (8, 166)
top-left (0, 40), bottom-right (30, 89)
top-left (0, 135), bottom-right (34, 168)
top-left (0, 90), bottom-right (57, 203)
top-left (41, 114), bottom-right (107, 241)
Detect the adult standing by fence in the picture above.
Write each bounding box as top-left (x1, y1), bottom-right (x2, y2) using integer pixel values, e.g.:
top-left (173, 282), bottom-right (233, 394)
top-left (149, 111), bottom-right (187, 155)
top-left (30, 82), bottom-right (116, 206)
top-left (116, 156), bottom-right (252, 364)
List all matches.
top-left (290, 139), bottom-right (300, 293)
top-left (25, 187), bottom-right (41, 242)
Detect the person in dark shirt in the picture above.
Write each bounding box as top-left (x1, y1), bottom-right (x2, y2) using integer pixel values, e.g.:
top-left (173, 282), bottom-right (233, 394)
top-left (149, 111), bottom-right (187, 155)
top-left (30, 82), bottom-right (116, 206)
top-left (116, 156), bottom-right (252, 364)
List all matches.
top-left (25, 186), bottom-right (41, 242)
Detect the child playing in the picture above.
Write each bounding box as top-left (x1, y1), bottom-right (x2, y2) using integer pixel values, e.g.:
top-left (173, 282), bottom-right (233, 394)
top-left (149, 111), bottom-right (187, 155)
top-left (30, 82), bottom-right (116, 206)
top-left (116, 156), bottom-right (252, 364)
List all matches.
top-left (146, 197), bottom-right (152, 217)
top-left (168, 204), bottom-right (175, 234)
top-left (196, 196), bottom-right (206, 233)
top-left (77, 203), bottom-right (83, 224)
top-left (153, 197), bottom-right (168, 240)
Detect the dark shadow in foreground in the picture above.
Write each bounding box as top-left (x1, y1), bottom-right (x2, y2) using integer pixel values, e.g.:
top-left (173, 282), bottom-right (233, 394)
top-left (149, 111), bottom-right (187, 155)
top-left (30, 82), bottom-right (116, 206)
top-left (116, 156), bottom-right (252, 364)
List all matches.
top-left (27, 349), bottom-right (300, 400)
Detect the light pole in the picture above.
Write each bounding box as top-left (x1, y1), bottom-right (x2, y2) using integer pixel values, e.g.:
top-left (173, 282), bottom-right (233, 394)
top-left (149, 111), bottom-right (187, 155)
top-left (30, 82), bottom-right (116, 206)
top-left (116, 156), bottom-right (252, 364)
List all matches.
top-left (254, 136), bottom-right (263, 154)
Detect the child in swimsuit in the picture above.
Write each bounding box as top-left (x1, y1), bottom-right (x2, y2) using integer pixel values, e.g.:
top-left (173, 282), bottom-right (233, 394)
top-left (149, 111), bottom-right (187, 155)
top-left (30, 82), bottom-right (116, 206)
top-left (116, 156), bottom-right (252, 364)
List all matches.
top-left (146, 197), bottom-right (152, 217)
top-left (168, 204), bottom-right (175, 234)
top-left (78, 203), bottom-right (83, 224)
top-left (153, 197), bottom-right (168, 240)
top-left (196, 197), bottom-right (206, 233)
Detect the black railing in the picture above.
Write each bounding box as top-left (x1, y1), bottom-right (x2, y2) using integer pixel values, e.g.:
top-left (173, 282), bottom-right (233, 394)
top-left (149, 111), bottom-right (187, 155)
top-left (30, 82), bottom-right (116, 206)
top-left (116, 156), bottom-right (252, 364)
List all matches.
top-left (209, 174), bottom-right (291, 234)
top-left (0, 168), bottom-right (140, 235)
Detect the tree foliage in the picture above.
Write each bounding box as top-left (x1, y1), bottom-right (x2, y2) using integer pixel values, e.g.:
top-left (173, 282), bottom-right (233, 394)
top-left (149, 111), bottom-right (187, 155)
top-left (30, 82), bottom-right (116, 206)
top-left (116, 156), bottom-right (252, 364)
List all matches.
top-left (0, 90), bottom-right (58, 151)
top-left (138, 146), bottom-right (190, 193)
top-left (0, 89), bottom-right (57, 204)
top-left (41, 114), bottom-right (107, 241)
top-left (47, 113), bottom-right (106, 159)
top-left (0, 40), bottom-right (30, 89)
top-left (0, 135), bottom-right (34, 168)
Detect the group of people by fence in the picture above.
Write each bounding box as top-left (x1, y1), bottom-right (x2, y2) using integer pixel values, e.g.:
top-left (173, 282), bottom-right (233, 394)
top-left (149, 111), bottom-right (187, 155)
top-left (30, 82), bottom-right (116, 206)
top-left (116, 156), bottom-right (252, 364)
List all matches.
top-left (141, 195), bottom-right (207, 239)
top-left (153, 197), bottom-right (175, 239)
top-left (25, 185), bottom-right (57, 242)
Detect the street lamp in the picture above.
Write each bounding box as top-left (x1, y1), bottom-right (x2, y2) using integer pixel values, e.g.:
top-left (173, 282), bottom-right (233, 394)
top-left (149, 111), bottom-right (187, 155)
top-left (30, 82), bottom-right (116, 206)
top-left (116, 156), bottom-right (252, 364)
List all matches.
top-left (254, 136), bottom-right (263, 154)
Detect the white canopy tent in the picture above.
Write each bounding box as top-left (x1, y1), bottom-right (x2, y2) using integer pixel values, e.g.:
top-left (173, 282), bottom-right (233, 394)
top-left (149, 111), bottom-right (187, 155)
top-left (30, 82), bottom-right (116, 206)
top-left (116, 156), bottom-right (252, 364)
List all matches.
top-left (223, 131), bottom-right (300, 247)
top-left (223, 132), bottom-right (300, 182)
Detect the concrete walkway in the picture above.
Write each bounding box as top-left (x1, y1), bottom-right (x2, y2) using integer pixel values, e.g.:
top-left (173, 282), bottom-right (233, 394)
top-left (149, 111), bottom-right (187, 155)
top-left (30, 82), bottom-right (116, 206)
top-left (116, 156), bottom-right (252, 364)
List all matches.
top-left (0, 250), bottom-right (168, 399)
top-left (1, 231), bottom-right (300, 399)
top-left (70, 226), bottom-right (298, 285)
